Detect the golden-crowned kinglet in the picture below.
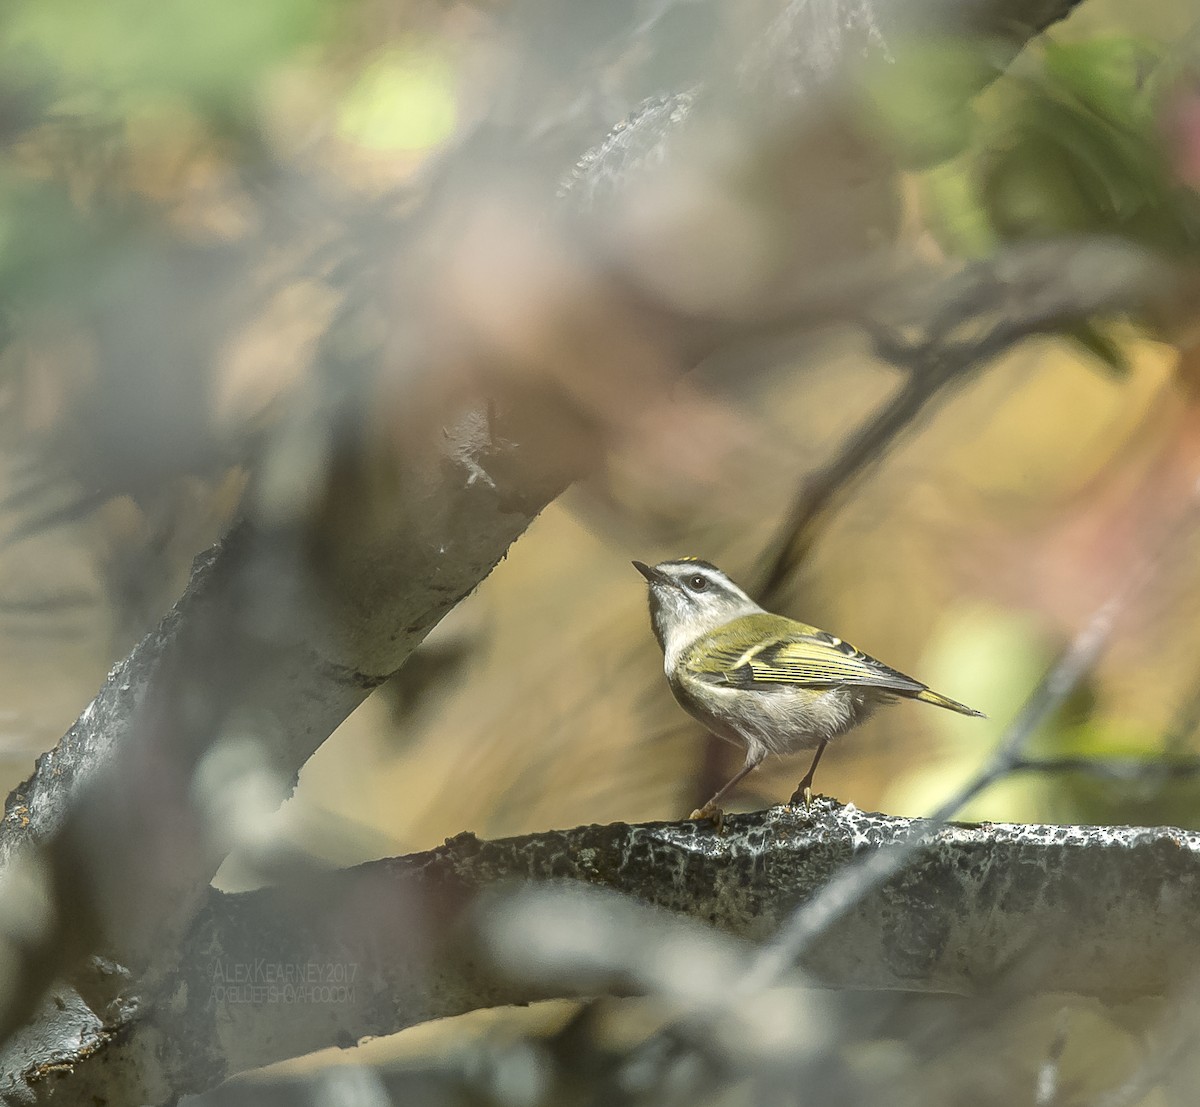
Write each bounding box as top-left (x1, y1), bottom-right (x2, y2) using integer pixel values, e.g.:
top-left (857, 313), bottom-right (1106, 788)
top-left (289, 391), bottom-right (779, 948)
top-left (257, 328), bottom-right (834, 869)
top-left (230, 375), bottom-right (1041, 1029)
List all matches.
top-left (634, 558), bottom-right (984, 819)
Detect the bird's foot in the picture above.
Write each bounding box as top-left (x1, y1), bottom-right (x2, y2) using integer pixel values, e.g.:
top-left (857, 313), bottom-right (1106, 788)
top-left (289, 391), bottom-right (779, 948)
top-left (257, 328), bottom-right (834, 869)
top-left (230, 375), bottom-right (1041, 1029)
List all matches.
top-left (787, 783), bottom-right (815, 808)
top-left (689, 803), bottom-right (726, 831)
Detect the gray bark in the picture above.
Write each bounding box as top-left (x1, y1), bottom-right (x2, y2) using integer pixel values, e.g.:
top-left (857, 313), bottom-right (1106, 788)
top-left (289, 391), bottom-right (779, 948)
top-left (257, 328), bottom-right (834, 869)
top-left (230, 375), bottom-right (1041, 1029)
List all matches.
top-left (17, 800), bottom-right (1200, 1103)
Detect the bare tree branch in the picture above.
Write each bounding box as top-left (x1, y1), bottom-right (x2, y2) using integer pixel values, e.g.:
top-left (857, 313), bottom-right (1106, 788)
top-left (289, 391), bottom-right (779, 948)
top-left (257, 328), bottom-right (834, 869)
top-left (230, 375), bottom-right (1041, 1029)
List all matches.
top-left (13, 800), bottom-right (1200, 1104)
top-left (1009, 756), bottom-right (1200, 782)
top-left (755, 238), bottom-right (1177, 601)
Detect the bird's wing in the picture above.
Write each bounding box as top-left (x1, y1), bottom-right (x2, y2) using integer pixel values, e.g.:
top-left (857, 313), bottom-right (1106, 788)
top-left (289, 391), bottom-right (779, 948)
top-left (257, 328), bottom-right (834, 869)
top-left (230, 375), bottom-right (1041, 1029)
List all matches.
top-left (683, 614), bottom-right (927, 694)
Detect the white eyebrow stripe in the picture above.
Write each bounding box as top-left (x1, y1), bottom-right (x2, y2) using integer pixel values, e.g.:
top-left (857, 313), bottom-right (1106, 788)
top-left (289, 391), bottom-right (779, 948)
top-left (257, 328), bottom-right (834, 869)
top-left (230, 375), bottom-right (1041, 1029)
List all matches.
top-left (677, 567), bottom-right (726, 589)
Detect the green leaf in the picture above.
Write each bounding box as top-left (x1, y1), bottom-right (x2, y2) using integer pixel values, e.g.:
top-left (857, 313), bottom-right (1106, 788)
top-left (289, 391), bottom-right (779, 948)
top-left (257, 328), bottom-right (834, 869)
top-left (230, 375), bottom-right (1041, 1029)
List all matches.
top-left (862, 39), bottom-right (997, 168)
top-left (970, 38), bottom-right (1200, 256)
top-left (919, 158), bottom-right (997, 256)
top-left (0, 0), bottom-right (333, 115)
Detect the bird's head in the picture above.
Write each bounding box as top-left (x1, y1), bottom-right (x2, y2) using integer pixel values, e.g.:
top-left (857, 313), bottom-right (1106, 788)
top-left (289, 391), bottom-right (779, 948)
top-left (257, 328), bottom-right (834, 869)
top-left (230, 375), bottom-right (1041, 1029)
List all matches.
top-left (633, 558), bottom-right (760, 656)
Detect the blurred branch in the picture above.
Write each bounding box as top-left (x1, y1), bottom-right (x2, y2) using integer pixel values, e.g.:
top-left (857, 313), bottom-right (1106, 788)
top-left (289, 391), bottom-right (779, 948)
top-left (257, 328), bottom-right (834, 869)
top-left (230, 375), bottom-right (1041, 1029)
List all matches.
top-left (16, 801), bottom-right (1200, 1103)
top-left (0, 416), bottom-right (575, 1041)
top-left (1009, 755), bottom-right (1200, 782)
top-left (756, 367), bottom-right (946, 603)
top-left (756, 237), bottom-right (1179, 600)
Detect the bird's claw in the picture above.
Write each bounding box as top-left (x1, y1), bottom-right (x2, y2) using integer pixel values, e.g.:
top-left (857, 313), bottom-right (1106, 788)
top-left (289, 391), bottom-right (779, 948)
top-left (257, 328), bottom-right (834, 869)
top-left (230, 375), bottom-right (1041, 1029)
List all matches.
top-left (689, 804), bottom-right (726, 831)
top-left (787, 784), bottom-right (815, 808)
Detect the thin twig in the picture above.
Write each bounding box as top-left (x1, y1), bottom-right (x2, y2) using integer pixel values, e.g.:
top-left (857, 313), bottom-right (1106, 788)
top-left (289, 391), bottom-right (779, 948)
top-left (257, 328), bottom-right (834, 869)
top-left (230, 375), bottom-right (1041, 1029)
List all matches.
top-left (754, 238), bottom-right (1174, 604)
top-left (755, 368), bottom-right (950, 603)
top-left (1009, 755), bottom-right (1200, 783)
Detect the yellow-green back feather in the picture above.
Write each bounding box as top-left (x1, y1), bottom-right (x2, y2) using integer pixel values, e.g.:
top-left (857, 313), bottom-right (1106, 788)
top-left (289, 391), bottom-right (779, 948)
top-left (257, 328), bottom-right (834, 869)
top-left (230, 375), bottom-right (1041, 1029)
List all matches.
top-left (682, 613), bottom-right (984, 716)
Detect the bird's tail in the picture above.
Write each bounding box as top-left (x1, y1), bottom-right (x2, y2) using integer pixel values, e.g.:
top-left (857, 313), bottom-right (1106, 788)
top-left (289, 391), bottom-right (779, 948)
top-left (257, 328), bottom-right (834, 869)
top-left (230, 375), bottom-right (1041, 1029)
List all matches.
top-left (914, 688), bottom-right (986, 718)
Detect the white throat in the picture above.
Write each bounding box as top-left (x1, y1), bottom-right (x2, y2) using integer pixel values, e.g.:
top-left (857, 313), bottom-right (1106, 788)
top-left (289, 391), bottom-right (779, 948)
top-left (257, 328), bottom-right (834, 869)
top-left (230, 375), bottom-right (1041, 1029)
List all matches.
top-left (655, 598), bottom-right (761, 672)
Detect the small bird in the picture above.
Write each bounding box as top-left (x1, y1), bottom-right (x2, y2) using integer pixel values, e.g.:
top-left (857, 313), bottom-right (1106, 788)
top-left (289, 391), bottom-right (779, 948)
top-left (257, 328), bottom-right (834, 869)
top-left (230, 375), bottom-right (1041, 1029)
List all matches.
top-left (634, 558), bottom-right (984, 819)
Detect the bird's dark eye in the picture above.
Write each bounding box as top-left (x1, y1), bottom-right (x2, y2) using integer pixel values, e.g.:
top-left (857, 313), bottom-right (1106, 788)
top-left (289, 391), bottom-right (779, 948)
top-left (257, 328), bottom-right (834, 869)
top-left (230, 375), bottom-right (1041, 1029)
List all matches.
top-left (687, 574), bottom-right (708, 592)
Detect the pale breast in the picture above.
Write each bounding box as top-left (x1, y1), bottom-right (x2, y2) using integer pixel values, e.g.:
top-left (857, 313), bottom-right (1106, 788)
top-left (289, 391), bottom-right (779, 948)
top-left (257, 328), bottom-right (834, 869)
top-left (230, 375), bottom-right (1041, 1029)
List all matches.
top-left (669, 673), bottom-right (876, 756)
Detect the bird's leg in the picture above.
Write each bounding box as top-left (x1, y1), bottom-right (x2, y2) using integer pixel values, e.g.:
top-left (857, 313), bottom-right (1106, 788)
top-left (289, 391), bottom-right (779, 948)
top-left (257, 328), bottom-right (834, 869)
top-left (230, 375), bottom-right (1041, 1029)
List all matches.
top-left (690, 749), bottom-right (766, 826)
top-left (788, 740), bottom-right (828, 807)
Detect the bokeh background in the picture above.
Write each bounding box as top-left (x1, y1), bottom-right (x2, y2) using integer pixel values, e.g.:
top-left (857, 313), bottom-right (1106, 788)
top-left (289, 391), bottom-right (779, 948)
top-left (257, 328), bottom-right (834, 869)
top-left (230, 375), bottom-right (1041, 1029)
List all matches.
top-left (4, 0), bottom-right (1200, 1100)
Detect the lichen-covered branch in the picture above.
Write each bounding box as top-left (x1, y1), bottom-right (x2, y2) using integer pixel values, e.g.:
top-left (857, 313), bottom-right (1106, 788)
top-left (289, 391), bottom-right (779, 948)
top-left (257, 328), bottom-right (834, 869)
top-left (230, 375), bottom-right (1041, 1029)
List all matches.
top-left (20, 800), bottom-right (1200, 1104)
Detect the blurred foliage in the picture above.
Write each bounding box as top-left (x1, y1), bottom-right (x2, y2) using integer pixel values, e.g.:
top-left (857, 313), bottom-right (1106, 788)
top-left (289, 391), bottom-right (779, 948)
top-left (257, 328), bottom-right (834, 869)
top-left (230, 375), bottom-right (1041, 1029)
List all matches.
top-left (870, 31), bottom-right (1200, 379)
top-left (863, 38), bottom-right (1000, 169)
top-left (887, 604), bottom-right (1057, 821)
top-left (0, 0), bottom-right (331, 117)
top-left (917, 36), bottom-right (1200, 256)
top-left (980, 39), bottom-right (1200, 250)
top-left (336, 44), bottom-right (457, 152)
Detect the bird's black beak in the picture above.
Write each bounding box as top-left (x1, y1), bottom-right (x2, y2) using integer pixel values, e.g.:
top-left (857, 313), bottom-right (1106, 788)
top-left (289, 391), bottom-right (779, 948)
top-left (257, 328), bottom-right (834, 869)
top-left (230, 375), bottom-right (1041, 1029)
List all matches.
top-left (632, 560), bottom-right (659, 584)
